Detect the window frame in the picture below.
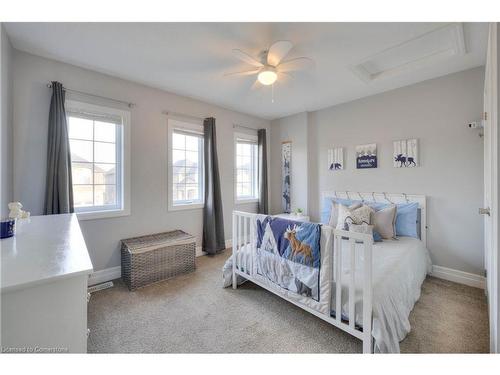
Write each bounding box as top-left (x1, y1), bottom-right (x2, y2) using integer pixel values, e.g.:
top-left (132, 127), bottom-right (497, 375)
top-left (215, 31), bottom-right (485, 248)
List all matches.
top-left (167, 119), bottom-right (205, 211)
top-left (66, 100), bottom-right (131, 221)
top-left (234, 132), bottom-right (259, 204)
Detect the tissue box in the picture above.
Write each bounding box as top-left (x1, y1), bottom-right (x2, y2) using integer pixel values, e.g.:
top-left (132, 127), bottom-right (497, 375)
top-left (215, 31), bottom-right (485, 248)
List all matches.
top-left (0, 218), bottom-right (15, 239)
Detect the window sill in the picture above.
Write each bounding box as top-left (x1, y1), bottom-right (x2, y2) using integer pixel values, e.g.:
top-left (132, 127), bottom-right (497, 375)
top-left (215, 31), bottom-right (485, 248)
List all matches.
top-left (76, 208), bottom-right (130, 221)
top-left (235, 198), bottom-right (259, 205)
top-left (168, 203), bottom-right (204, 212)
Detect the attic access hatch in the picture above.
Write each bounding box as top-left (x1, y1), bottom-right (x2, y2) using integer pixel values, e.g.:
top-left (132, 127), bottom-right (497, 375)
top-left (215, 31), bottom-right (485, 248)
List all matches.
top-left (351, 23), bottom-right (467, 83)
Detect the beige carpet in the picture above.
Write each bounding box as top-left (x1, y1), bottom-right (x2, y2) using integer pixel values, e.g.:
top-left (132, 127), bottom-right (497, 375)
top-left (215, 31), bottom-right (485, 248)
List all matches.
top-left (88, 250), bottom-right (489, 353)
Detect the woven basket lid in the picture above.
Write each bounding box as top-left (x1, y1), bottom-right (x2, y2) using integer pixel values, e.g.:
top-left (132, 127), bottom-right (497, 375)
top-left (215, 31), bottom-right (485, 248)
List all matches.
top-left (122, 230), bottom-right (195, 253)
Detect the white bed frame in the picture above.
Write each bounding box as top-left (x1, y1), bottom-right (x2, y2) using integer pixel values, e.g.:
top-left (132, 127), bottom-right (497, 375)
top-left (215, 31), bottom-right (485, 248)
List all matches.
top-left (231, 191), bottom-right (427, 354)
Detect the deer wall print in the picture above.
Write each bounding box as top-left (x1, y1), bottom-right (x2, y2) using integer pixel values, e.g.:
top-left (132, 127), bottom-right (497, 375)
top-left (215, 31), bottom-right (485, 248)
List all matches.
top-left (282, 141), bottom-right (291, 213)
top-left (328, 147), bottom-right (344, 171)
top-left (393, 139), bottom-right (418, 168)
top-left (284, 224), bottom-right (313, 266)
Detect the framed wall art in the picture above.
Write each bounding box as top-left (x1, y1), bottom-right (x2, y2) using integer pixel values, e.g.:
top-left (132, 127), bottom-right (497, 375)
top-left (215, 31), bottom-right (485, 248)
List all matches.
top-left (328, 147), bottom-right (344, 170)
top-left (393, 138), bottom-right (418, 168)
top-left (356, 143), bottom-right (377, 169)
top-left (281, 141), bottom-right (291, 213)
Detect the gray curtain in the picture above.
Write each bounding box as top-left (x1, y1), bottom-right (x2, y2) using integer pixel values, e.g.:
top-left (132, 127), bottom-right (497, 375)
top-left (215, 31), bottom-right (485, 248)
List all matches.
top-left (203, 117), bottom-right (225, 254)
top-left (257, 129), bottom-right (268, 214)
top-left (44, 81), bottom-right (74, 215)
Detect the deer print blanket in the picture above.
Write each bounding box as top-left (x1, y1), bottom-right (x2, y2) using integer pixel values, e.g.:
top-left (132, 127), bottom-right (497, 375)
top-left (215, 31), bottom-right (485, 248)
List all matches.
top-left (255, 217), bottom-right (322, 301)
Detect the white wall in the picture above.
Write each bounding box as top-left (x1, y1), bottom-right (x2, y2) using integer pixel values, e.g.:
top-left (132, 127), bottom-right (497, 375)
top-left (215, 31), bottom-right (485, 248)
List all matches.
top-left (1, 24), bottom-right (13, 218)
top-left (270, 67), bottom-right (485, 275)
top-left (11, 50), bottom-right (270, 271)
top-left (270, 112), bottom-right (308, 214)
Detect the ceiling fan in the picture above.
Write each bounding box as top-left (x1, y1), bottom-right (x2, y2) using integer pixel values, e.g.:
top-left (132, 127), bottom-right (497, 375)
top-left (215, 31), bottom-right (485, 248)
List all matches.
top-left (226, 40), bottom-right (314, 87)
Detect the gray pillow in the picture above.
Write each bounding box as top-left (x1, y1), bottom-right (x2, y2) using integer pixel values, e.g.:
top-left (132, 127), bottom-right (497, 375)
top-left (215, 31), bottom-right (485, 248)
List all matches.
top-left (328, 202), bottom-right (362, 228)
top-left (373, 205), bottom-right (397, 239)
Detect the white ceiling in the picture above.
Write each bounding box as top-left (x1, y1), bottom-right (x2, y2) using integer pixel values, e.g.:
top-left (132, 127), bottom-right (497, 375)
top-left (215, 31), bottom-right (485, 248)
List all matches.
top-left (4, 22), bottom-right (488, 120)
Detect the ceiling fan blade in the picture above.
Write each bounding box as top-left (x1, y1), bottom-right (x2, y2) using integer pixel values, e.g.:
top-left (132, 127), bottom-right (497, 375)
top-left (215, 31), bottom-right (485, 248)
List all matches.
top-left (232, 49), bottom-right (264, 68)
top-left (279, 71), bottom-right (294, 79)
top-left (267, 40), bottom-right (293, 67)
top-left (224, 69), bottom-right (261, 77)
top-left (278, 57), bottom-right (315, 72)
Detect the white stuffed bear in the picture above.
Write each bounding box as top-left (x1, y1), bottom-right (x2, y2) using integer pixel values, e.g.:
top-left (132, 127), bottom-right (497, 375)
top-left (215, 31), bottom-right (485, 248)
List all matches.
top-left (8, 202), bottom-right (30, 220)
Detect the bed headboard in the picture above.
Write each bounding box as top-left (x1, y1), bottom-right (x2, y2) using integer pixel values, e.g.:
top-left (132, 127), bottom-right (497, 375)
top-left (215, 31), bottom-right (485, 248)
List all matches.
top-left (321, 191), bottom-right (427, 246)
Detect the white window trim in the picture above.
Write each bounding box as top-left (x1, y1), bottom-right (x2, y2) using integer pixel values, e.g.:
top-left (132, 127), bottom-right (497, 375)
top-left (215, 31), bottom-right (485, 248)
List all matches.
top-left (234, 132), bottom-right (259, 205)
top-left (66, 100), bottom-right (131, 221)
top-left (167, 119), bottom-right (205, 211)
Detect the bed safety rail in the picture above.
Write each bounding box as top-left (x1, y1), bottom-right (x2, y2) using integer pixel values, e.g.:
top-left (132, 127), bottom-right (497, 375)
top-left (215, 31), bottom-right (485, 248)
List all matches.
top-left (231, 211), bottom-right (256, 284)
top-left (332, 228), bottom-right (373, 353)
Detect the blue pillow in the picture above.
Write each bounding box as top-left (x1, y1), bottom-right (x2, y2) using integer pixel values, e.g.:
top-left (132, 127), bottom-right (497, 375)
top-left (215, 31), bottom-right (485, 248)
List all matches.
top-left (320, 197), bottom-right (333, 224)
top-left (394, 202), bottom-right (419, 238)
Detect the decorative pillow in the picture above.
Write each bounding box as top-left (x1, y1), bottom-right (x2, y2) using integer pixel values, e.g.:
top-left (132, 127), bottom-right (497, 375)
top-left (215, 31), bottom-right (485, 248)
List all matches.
top-left (336, 204), bottom-right (374, 230)
top-left (328, 201), bottom-right (361, 228)
top-left (365, 201), bottom-right (418, 238)
top-left (320, 197), bottom-right (334, 224)
top-left (320, 197), bottom-right (359, 225)
top-left (394, 202), bottom-right (419, 238)
top-left (373, 205), bottom-right (397, 239)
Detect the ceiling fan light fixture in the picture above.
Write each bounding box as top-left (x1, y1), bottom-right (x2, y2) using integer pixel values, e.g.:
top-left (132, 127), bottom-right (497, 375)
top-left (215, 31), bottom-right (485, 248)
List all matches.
top-left (257, 67), bottom-right (277, 85)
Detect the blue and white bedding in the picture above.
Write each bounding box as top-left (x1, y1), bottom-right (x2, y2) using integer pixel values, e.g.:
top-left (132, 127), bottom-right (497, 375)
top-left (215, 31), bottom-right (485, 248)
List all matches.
top-left (222, 214), bottom-right (334, 315)
top-left (255, 216), bottom-right (321, 300)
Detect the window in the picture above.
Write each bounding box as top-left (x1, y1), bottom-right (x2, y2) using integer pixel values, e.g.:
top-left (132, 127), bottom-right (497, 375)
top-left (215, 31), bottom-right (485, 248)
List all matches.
top-left (168, 119), bottom-right (204, 210)
top-left (66, 100), bottom-right (130, 220)
top-left (234, 133), bottom-right (259, 203)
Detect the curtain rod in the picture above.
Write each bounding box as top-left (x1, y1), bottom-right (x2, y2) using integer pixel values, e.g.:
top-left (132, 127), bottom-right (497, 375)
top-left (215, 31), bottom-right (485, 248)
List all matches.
top-left (47, 83), bottom-right (135, 108)
top-left (161, 112), bottom-right (260, 132)
top-left (162, 110), bottom-right (207, 122)
top-left (233, 124), bottom-right (258, 132)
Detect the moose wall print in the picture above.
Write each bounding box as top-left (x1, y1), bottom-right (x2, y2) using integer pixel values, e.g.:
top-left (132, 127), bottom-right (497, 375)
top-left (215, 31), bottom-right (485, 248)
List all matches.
top-left (356, 143), bottom-right (377, 169)
top-left (328, 147), bottom-right (344, 170)
top-left (282, 141), bottom-right (291, 213)
top-left (393, 139), bottom-right (418, 168)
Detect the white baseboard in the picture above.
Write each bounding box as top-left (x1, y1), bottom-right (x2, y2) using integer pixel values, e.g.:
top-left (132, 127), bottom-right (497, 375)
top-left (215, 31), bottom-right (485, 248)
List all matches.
top-left (88, 266), bottom-right (121, 286)
top-left (90, 240), bottom-right (233, 285)
top-left (431, 265), bottom-right (485, 289)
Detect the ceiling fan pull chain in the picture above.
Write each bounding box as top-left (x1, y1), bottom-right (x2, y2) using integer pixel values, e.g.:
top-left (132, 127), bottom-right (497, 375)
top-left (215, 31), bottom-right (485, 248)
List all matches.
top-left (271, 83), bottom-right (274, 103)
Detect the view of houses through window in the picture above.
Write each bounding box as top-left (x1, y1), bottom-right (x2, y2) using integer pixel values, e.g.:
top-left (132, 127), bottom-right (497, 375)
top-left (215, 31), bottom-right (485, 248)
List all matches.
top-left (172, 129), bottom-right (204, 205)
top-left (235, 137), bottom-right (258, 201)
top-left (68, 114), bottom-right (121, 211)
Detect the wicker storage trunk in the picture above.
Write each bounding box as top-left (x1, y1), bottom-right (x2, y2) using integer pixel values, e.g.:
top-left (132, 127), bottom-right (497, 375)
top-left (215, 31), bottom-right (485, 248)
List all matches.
top-left (121, 230), bottom-right (196, 290)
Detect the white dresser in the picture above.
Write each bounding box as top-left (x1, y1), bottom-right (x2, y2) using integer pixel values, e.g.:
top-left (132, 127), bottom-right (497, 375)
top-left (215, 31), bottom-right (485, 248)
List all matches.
top-left (1, 214), bottom-right (93, 353)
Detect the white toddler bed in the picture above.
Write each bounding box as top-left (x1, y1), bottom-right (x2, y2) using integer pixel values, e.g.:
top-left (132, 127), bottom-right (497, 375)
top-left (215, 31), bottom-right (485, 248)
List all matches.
top-left (227, 192), bottom-right (431, 353)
